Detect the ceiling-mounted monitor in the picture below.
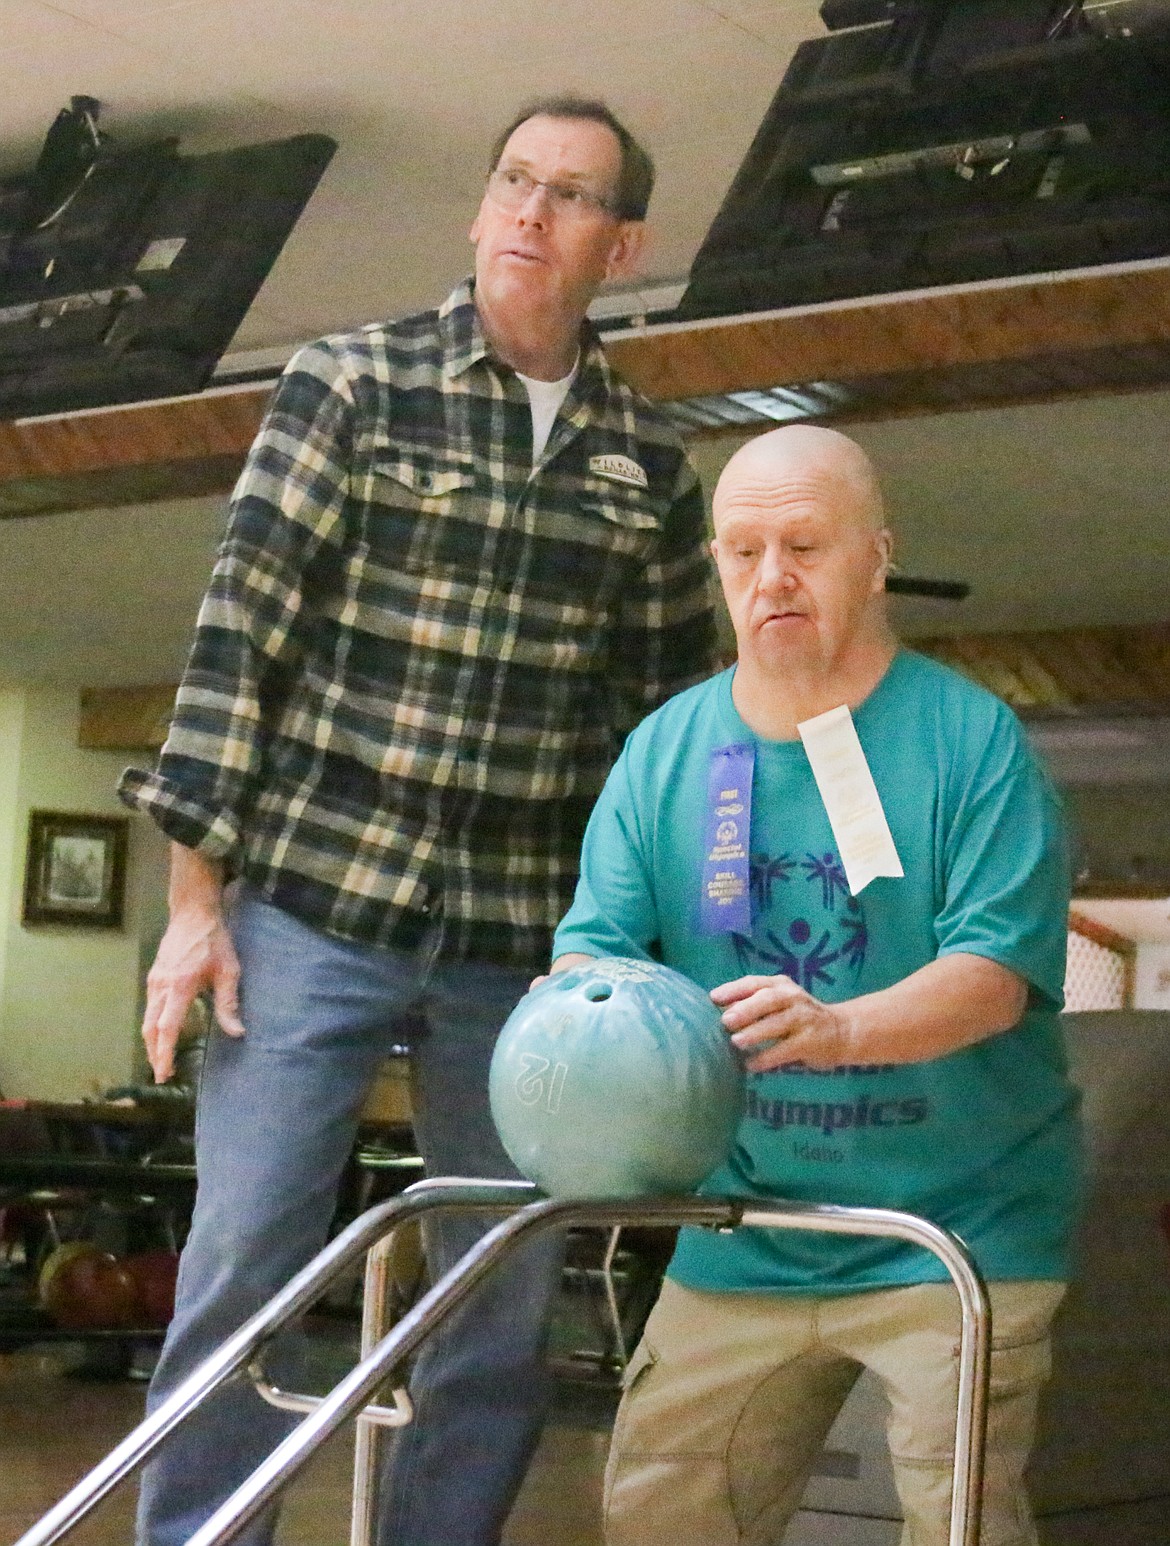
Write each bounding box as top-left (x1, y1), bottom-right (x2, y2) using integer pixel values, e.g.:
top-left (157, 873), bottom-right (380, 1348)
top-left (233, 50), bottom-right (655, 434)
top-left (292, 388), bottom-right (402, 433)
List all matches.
top-left (0, 101), bottom-right (336, 419)
top-left (678, 0), bottom-right (1170, 321)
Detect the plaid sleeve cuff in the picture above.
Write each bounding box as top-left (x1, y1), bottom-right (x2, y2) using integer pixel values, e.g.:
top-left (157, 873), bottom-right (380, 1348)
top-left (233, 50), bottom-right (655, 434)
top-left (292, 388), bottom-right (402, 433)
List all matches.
top-left (117, 766), bottom-right (243, 861)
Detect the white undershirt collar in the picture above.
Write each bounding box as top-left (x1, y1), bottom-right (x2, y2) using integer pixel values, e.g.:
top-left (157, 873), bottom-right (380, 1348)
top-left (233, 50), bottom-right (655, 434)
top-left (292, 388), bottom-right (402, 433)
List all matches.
top-left (516, 356), bottom-right (578, 462)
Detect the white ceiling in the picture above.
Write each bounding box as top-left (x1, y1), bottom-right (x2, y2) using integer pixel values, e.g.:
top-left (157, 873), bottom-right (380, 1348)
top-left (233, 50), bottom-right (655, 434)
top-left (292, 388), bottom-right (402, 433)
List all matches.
top-left (1, 0), bottom-right (1169, 717)
top-left (0, 0), bottom-right (819, 347)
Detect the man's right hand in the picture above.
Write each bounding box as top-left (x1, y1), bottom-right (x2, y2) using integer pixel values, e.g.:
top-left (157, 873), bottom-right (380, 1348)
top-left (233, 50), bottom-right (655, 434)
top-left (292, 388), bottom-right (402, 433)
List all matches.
top-left (529, 952), bottom-right (597, 991)
top-left (142, 845), bottom-right (247, 1083)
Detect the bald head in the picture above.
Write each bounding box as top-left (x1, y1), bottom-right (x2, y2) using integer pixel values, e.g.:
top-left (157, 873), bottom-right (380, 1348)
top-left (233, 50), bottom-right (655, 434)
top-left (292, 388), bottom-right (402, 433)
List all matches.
top-left (713, 425), bottom-right (886, 539)
top-left (709, 426), bottom-right (895, 708)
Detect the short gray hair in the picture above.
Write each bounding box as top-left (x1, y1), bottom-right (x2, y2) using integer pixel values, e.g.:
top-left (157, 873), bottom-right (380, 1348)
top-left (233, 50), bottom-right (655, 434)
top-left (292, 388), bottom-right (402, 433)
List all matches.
top-left (487, 95), bottom-right (655, 220)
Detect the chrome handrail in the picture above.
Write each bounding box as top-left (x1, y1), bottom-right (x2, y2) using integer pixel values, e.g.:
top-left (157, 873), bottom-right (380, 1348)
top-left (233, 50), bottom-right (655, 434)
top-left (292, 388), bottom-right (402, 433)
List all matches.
top-left (13, 1182), bottom-right (990, 1546)
top-left (10, 1178), bottom-right (536, 1546)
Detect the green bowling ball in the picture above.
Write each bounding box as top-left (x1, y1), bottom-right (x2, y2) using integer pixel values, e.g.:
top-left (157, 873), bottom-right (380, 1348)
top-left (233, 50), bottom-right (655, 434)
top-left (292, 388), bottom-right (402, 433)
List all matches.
top-left (489, 957), bottom-right (744, 1199)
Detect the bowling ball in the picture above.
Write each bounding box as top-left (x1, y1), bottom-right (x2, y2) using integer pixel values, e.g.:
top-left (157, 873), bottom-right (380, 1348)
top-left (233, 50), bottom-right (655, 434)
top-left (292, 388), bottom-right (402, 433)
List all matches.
top-left (490, 957), bottom-right (744, 1199)
top-left (38, 1241), bottom-right (103, 1308)
top-left (39, 1242), bottom-right (141, 1329)
top-left (123, 1249), bottom-right (180, 1327)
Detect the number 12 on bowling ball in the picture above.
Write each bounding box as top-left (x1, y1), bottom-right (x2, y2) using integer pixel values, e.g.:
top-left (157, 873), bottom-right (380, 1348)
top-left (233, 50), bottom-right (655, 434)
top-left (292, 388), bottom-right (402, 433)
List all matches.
top-left (514, 1052), bottom-right (569, 1114)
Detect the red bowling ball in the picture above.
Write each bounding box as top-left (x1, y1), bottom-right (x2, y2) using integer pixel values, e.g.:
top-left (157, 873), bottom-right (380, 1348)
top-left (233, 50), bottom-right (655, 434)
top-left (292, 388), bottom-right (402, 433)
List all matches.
top-left (39, 1242), bottom-right (142, 1330)
top-left (124, 1249), bottom-right (181, 1327)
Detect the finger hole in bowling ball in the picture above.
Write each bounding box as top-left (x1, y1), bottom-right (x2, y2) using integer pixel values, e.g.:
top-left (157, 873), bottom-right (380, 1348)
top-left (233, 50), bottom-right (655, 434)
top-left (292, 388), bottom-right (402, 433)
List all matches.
top-left (583, 985), bottom-right (613, 1002)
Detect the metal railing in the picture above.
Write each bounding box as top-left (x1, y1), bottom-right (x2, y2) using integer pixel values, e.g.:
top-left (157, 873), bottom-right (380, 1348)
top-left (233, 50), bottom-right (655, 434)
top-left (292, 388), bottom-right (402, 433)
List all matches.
top-left (13, 1178), bottom-right (990, 1546)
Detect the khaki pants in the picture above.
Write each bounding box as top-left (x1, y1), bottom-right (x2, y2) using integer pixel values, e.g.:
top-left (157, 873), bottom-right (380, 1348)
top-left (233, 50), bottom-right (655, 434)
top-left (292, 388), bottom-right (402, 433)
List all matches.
top-left (604, 1278), bottom-right (1066, 1546)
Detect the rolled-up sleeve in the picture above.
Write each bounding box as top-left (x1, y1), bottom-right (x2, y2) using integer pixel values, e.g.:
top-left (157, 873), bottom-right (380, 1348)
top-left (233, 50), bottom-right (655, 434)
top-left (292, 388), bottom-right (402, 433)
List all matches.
top-left (117, 341), bottom-right (354, 859)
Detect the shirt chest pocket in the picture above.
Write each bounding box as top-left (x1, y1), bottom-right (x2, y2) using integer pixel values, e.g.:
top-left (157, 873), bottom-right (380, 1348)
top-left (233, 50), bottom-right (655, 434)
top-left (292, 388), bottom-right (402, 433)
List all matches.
top-left (357, 443), bottom-right (481, 572)
top-left (578, 478), bottom-right (663, 541)
top-left (524, 478), bottom-right (664, 600)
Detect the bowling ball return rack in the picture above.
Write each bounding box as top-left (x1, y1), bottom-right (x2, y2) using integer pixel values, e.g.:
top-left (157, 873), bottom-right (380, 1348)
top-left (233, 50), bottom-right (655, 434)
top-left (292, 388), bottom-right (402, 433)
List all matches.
top-left (0, 1108), bottom-right (639, 1381)
top-left (14, 1178), bottom-right (992, 1546)
top-left (0, 1100), bottom-right (423, 1365)
top-left (0, 1101), bottom-right (199, 1366)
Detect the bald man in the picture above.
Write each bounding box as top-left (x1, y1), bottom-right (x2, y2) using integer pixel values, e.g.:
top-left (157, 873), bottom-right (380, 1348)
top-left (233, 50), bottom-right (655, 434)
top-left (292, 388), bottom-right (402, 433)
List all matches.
top-left (551, 426), bottom-right (1083, 1546)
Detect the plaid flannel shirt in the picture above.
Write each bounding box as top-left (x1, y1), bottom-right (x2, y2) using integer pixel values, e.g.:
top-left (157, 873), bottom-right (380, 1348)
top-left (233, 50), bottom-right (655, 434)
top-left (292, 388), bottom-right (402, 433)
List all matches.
top-left (119, 281), bottom-right (717, 970)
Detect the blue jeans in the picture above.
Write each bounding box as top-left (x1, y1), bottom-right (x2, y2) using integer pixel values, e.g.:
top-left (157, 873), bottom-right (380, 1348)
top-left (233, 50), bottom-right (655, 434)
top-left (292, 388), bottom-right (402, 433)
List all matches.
top-left (136, 889), bottom-right (563, 1546)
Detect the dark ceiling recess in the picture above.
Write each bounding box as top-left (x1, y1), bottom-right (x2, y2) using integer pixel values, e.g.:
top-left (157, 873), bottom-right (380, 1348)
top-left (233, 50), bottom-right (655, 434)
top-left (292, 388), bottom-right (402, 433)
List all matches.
top-left (677, 0), bottom-right (1170, 322)
top-left (886, 573), bottom-right (969, 599)
top-left (0, 99), bottom-right (335, 420)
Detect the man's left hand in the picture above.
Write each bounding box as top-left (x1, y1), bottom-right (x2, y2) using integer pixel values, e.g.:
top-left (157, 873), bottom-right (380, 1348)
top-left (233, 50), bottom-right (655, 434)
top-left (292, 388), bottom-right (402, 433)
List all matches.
top-left (711, 974), bottom-right (856, 1073)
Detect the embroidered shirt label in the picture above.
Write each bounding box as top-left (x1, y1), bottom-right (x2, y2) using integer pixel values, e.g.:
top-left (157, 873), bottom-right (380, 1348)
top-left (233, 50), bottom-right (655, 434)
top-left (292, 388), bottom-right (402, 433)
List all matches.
top-left (588, 453), bottom-right (649, 489)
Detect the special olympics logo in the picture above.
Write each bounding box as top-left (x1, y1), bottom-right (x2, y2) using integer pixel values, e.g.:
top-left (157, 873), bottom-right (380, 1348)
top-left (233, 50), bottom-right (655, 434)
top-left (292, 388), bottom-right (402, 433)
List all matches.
top-left (716, 820), bottom-right (738, 843)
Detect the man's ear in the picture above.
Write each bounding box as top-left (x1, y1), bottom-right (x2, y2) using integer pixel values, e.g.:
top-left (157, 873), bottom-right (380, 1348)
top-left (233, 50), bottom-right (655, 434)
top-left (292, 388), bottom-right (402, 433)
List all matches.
top-left (469, 210), bottom-right (482, 246)
top-left (872, 527), bottom-right (894, 592)
top-left (605, 220), bottom-right (647, 283)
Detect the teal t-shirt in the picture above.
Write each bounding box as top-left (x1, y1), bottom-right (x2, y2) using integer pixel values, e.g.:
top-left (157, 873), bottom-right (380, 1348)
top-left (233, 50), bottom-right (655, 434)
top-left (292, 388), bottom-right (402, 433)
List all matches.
top-left (554, 651), bottom-right (1083, 1292)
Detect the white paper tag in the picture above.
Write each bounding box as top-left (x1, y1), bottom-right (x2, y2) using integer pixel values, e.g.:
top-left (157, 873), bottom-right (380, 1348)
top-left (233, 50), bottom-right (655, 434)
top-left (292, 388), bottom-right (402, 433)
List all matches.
top-left (797, 703), bottom-right (903, 896)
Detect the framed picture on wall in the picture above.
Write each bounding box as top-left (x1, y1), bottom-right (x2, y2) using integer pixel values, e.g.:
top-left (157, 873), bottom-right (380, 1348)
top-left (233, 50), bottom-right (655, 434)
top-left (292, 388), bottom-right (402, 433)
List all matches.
top-left (22, 810), bottom-right (129, 929)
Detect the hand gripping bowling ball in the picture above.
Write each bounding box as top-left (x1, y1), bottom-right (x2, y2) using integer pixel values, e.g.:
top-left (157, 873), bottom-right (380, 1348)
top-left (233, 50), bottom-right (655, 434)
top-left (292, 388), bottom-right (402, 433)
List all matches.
top-left (489, 957), bottom-right (744, 1199)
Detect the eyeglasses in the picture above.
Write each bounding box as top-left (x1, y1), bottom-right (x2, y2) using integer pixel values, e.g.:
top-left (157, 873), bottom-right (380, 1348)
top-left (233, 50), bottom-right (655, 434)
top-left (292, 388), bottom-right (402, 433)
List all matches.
top-left (486, 165), bottom-right (620, 220)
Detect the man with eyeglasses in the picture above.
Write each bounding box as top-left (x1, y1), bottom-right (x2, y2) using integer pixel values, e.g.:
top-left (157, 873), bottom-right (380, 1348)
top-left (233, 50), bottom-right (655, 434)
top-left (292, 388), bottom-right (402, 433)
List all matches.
top-left (119, 96), bottom-right (717, 1546)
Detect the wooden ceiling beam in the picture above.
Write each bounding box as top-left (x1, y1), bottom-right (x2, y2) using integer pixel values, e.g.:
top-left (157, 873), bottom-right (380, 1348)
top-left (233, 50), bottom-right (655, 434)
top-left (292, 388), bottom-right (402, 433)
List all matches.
top-left (79, 684), bottom-right (177, 751)
top-left (8, 259), bottom-right (1170, 519)
top-left (604, 260), bottom-right (1170, 403)
top-left (0, 383), bottom-right (272, 519)
top-left (909, 623), bottom-right (1170, 713)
